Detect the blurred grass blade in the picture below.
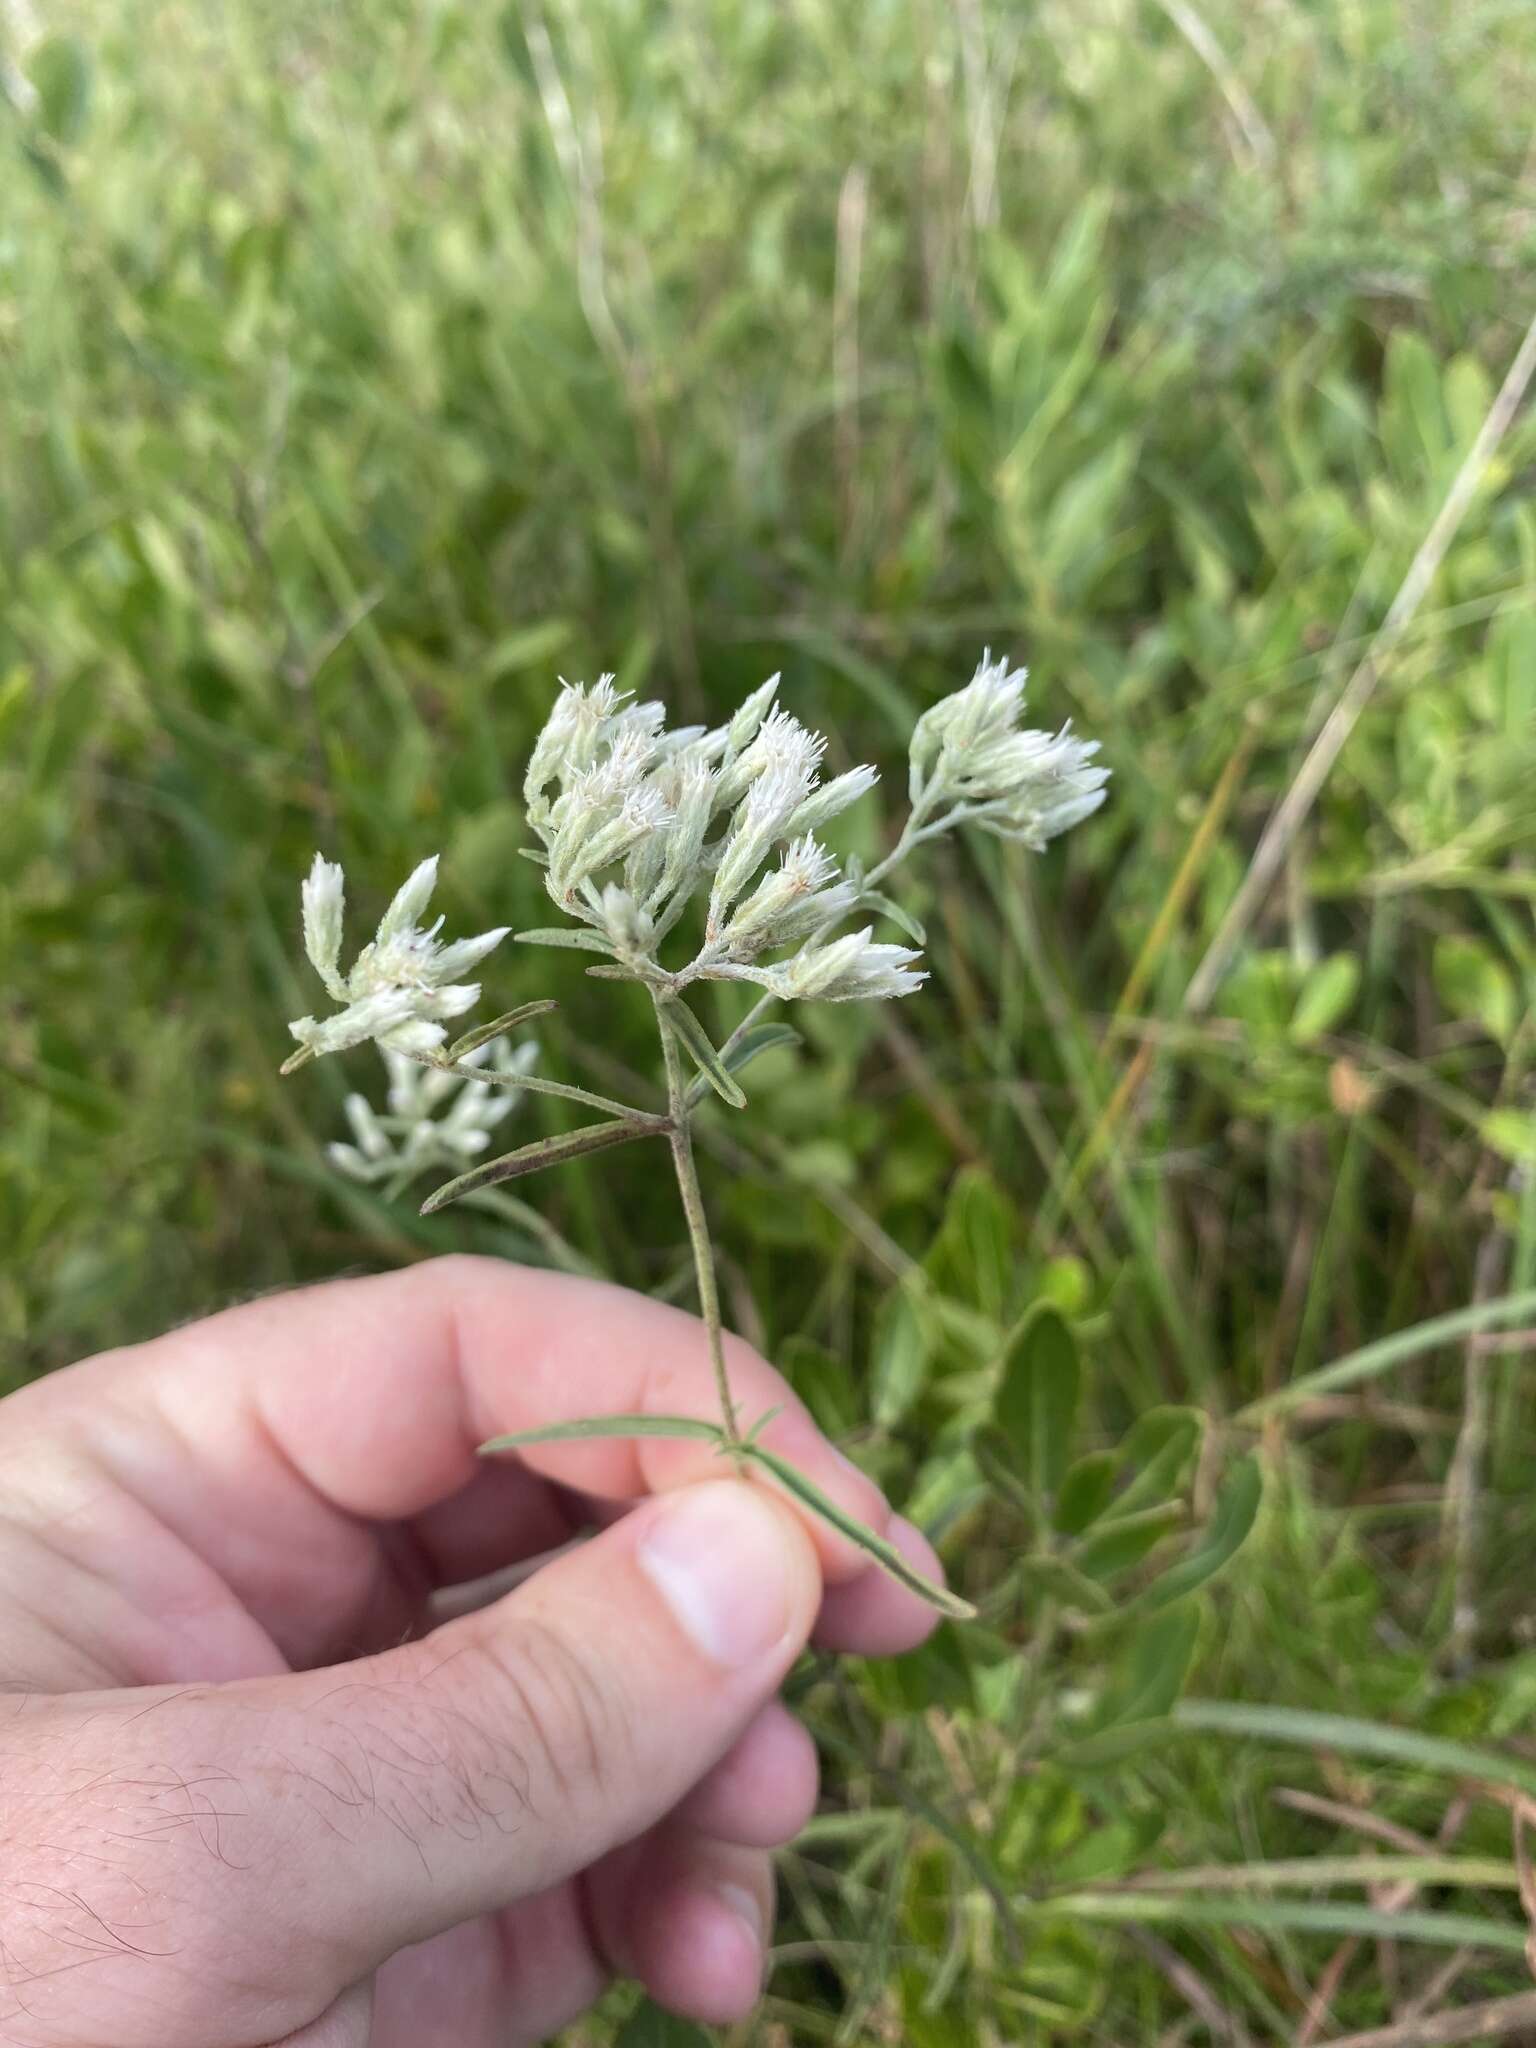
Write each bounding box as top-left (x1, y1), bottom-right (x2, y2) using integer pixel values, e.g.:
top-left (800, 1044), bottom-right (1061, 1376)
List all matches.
top-left (1238, 1287), bottom-right (1536, 1420)
top-left (1041, 1892), bottom-right (1528, 1952)
top-left (743, 1444), bottom-right (976, 1618)
top-left (421, 1117), bottom-right (667, 1213)
top-left (479, 1414), bottom-right (726, 1455)
top-left (1173, 1701), bottom-right (1536, 1797)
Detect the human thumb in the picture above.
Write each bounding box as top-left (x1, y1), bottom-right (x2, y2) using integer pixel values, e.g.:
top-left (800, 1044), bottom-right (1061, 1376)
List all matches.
top-left (3, 1480), bottom-right (821, 2048)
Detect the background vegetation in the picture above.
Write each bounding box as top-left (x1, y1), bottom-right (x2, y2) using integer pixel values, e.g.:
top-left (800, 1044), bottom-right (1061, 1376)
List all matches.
top-left (5, 0), bottom-right (1536, 2039)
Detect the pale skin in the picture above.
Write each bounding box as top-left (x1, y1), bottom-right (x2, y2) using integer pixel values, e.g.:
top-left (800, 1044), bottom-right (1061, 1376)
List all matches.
top-left (0, 1256), bottom-right (944, 2047)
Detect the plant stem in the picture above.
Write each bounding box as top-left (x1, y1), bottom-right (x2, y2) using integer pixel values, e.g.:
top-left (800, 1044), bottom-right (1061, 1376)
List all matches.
top-left (655, 995), bottom-right (743, 1448)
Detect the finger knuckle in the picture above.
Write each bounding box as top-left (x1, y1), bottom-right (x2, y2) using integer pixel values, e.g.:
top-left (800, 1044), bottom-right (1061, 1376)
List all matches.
top-left (457, 1613), bottom-right (629, 1830)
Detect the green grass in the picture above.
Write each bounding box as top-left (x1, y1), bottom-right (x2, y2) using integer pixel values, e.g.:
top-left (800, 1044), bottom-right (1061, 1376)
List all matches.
top-left (5, 0), bottom-right (1536, 2038)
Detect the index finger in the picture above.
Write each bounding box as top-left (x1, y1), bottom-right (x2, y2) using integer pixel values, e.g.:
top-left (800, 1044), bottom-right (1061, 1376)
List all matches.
top-left (36, 1254), bottom-right (907, 1601)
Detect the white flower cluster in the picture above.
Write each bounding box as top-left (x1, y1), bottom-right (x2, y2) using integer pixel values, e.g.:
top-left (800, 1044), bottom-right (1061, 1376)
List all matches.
top-left (908, 650), bottom-right (1109, 849)
top-left (283, 653), bottom-right (1107, 1069)
top-left (285, 855), bottom-right (509, 1067)
top-left (522, 672), bottom-right (920, 1000)
top-left (328, 1040), bottom-right (538, 1193)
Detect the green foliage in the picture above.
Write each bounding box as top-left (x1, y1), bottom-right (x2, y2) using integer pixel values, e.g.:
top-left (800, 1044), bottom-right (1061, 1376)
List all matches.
top-left (6, 0), bottom-right (1536, 2037)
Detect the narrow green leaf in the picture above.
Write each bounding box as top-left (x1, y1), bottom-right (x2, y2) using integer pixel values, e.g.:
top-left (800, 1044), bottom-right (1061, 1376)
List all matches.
top-left (516, 846), bottom-right (550, 867)
top-left (515, 925), bottom-right (612, 953)
top-left (861, 887), bottom-right (926, 946)
top-left (744, 1445), bottom-right (975, 1619)
top-left (479, 1413), bottom-right (726, 1455)
top-left (994, 1306), bottom-right (1080, 1503)
top-left (421, 1118), bottom-right (666, 1213)
top-left (721, 1022), bottom-right (802, 1076)
top-left (448, 1000), bottom-right (558, 1060)
top-left (1137, 1456), bottom-right (1261, 1612)
top-left (664, 997), bottom-right (748, 1108)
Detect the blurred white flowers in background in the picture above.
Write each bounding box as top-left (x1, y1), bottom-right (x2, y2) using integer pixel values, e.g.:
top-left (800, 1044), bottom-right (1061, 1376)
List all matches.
top-left (328, 1040), bottom-right (539, 1196)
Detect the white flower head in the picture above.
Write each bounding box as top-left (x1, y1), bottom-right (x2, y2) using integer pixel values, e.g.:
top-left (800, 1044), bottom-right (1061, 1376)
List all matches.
top-left (285, 854), bottom-right (509, 1068)
top-left (758, 925), bottom-right (926, 1003)
top-left (909, 649), bottom-right (1109, 844)
top-left (719, 834), bottom-right (858, 958)
top-left (524, 673), bottom-right (629, 821)
top-left (708, 759), bottom-right (820, 922)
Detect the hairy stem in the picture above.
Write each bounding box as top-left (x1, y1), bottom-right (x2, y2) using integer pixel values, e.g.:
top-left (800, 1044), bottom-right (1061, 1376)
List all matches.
top-left (656, 996), bottom-right (743, 1447)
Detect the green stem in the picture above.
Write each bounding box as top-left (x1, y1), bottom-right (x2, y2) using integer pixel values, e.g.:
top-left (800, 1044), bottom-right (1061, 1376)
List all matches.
top-left (655, 995), bottom-right (743, 1447)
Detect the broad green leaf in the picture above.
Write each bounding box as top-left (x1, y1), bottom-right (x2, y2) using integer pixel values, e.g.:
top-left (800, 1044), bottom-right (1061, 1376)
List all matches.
top-left (972, 1423), bottom-right (1035, 1519)
top-left (664, 998), bottom-right (747, 1108)
top-left (1015, 1553), bottom-right (1115, 1615)
top-left (1289, 953), bottom-right (1360, 1044)
top-left (1054, 1451), bottom-right (1119, 1535)
top-left (448, 1000), bottom-right (557, 1060)
top-left (615, 1997), bottom-right (712, 2048)
top-left (479, 1414), bottom-right (726, 1456)
top-left (1093, 1601), bottom-right (1202, 1726)
top-left (514, 925), bottom-right (611, 952)
top-left (421, 1118), bottom-right (666, 1213)
top-left (744, 1445), bottom-right (975, 1618)
top-left (1484, 1109), bottom-right (1536, 1163)
top-left (994, 1307), bottom-right (1080, 1502)
top-left (861, 1622), bottom-right (976, 1714)
top-left (30, 36), bottom-right (93, 144)
top-left (1434, 934), bottom-right (1516, 1047)
top-left (1110, 1407), bottom-right (1203, 1519)
top-left (1137, 1456), bottom-right (1261, 1613)
top-left (871, 1287), bottom-right (930, 1428)
top-left (1075, 1502), bottom-right (1183, 1582)
top-left (721, 1022), bottom-right (801, 1076)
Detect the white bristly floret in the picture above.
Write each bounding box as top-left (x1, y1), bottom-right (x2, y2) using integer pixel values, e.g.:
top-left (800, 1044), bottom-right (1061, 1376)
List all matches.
top-left (716, 835), bottom-right (858, 958)
top-left (286, 854), bottom-right (509, 1065)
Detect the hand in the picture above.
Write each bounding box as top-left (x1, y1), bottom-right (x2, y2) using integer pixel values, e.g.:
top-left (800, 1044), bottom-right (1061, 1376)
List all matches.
top-left (0, 1256), bottom-right (943, 2047)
